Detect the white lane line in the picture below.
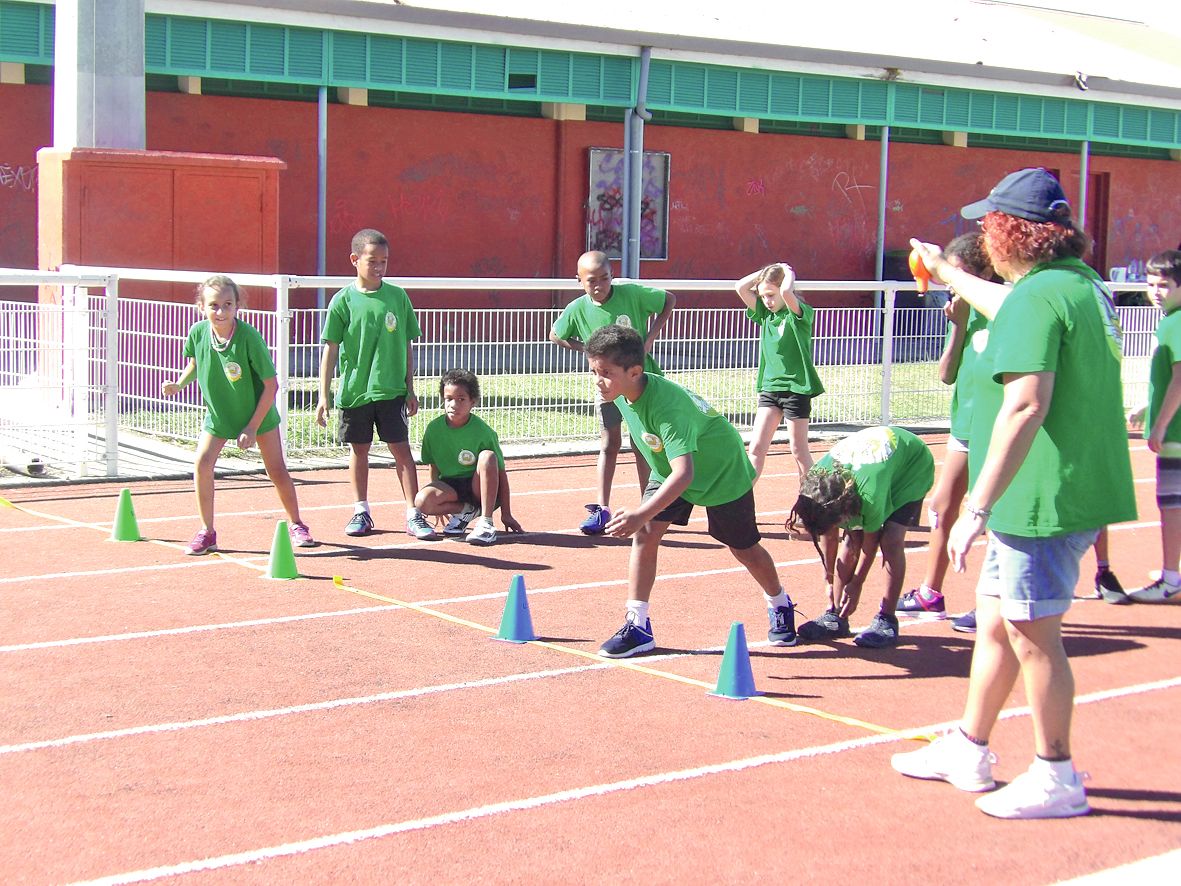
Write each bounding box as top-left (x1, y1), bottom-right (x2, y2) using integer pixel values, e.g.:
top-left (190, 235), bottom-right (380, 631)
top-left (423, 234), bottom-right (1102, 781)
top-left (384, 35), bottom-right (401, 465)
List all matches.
top-left (0, 662), bottom-right (612, 756)
top-left (1054, 850), bottom-right (1181, 884)
top-left (64, 732), bottom-right (906, 886)
top-left (61, 674), bottom-right (1181, 886)
top-left (10, 517), bottom-right (1162, 652)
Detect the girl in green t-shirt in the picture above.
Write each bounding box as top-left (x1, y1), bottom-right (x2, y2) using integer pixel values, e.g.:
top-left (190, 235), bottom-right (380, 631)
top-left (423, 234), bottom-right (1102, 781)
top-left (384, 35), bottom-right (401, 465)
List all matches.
top-left (734, 262), bottom-right (824, 486)
top-left (414, 369), bottom-right (523, 545)
top-left (161, 276), bottom-right (315, 556)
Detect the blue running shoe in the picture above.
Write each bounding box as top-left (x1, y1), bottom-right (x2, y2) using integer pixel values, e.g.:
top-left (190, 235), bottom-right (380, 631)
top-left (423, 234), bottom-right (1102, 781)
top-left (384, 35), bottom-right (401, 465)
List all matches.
top-left (853, 612), bottom-right (900, 649)
top-left (599, 613), bottom-right (655, 658)
top-left (951, 609), bottom-right (977, 634)
top-left (579, 504), bottom-right (611, 535)
top-left (768, 603), bottom-right (798, 646)
top-left (345, 510), bottom-right (374, 537)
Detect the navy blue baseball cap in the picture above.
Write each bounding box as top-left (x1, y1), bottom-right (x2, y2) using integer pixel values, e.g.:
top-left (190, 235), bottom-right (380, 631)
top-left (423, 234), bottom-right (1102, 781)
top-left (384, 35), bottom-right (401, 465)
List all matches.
top-left (961, 167), bottom-right (1071, 223)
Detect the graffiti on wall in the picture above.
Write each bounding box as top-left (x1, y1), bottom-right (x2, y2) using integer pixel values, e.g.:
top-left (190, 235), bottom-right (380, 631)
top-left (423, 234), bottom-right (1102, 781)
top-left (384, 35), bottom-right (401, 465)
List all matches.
top-left (0, 161), bottom-right (37, 193)
top-left (585, 148), bottom-right (669, 260)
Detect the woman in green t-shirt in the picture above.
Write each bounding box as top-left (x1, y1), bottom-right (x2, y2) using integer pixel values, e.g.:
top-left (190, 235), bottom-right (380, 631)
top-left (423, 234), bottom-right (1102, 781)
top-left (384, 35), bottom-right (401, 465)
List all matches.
top-left (892, 168), bottom-right (1136, 821)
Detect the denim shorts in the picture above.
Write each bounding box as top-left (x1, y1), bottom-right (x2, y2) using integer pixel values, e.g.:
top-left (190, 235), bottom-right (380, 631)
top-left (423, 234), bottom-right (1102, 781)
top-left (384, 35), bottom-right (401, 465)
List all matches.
top-left (977, 529), bottom-right (1098, 621)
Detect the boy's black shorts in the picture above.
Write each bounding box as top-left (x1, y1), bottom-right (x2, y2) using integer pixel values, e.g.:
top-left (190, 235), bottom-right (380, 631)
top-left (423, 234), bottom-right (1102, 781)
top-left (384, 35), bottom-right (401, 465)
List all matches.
top-left (339, 397), bottom-right (409, 445)
top-left (642, 481), bottom-right (762, 550)
top-left (435, 475), bottom-right (500, 509)
top-left (757, 391), bottom-right (812, 420)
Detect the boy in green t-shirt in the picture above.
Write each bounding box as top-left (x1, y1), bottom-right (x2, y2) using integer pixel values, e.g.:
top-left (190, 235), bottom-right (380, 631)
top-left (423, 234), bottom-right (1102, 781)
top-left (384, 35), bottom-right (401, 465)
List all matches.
top-left (733, 262), bottom-right (824, 484)
top-left (583, 325), bottom-right (796, 658)
top-left (415, 369), bottom-right (523, 545)
top-left (316, 229), bottom-right (433, 540)
top-left (787, 426), bottom-right (935, 649)
top-left (1128, 250), bottom-right (1181, 603)
top-left (549, 251), bottom-right (676, 535)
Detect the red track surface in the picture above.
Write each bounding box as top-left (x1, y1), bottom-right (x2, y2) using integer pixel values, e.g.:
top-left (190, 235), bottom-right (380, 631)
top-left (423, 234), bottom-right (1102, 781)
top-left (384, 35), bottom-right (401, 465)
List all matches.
top-left (1, 439), bottom-right (1178, 885)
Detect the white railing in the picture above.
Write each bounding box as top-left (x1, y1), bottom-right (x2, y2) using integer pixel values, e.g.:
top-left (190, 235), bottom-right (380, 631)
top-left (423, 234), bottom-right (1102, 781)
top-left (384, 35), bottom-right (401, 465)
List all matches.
top-left (0, 266), bottom-right (1153, 477)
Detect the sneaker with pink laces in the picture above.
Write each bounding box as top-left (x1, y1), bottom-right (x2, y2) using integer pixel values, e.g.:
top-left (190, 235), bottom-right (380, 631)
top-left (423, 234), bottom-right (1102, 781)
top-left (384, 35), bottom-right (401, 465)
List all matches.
top-left (184, 528), bottom-right (218, 556)
top-left (289, 521), bottom-right (316, 548)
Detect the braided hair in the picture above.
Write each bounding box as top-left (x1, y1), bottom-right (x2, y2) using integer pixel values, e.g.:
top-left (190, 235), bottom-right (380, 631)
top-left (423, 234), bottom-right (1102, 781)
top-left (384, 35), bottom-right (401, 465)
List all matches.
top-left (787, 466), bottom-right (863, 561)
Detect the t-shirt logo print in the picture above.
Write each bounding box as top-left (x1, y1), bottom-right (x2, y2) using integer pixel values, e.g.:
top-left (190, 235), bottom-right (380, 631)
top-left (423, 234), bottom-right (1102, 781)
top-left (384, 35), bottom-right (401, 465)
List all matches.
top-left (224, 361), bottom-right (242, 383)
top-left (457, 449), bottom-right (476, 467)
top-left (831, 426), bottom-right (896, 470)
top-left (385, 312), bottom-right (398, 333)
top-left (641, 432), bottom-right (663, 452)
top-left (615, 315), bottom-right (633, 329)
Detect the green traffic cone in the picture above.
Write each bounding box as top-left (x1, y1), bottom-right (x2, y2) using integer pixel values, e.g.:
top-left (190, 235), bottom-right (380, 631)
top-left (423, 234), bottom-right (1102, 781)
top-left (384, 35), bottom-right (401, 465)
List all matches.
top-left (110, 488), bottom-right (141, 542)
top-left (266, 520), bottom-right (299, 580)
top-left (709, 622), bottom-right (761, 699)
top-left (493, 574), bottom-right (536, 642)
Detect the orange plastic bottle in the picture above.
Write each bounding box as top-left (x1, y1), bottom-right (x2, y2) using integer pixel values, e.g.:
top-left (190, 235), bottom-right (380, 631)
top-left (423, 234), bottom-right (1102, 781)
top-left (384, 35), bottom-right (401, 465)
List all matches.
top-left (908, 248), bottom-right (932, 294)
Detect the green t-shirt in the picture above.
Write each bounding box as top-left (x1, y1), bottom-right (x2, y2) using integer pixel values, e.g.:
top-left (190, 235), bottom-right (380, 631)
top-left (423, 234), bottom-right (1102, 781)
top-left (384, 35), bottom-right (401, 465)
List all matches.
top-left (183, 319), bottom-right (280, 440)
top-left (419, 413), bottom-right (505, 479)
top-left (1145, 308), bottom-right (1181, 449)
top-left (552, 282), bottom-right (668, 375)
top-left (619, 374), bottom-right (755, 507)
top-left (322, 282), bottom-right (422, 409)
top-left (948, 307), bottom-right (991, 441)
top-left (967, 258), bottom-right (1137, 537)
top-left (746, 300), bottom-right (824, 396)
top-left (813, 426), bottom-right (934, 533)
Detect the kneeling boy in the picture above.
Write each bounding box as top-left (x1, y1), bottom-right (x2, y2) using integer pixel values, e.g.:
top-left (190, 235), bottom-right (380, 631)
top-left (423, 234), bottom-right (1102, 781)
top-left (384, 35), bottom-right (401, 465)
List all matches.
top-left (584, 325), bottom-right (795, 658)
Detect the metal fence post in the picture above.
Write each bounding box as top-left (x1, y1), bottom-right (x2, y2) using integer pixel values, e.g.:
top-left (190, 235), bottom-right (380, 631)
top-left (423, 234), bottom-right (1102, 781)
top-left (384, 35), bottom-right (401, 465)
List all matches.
top-left (275, 275), bottom-right (291, 452)
top-left (104, 274), bottom-right (120, 476)
top-left (880, 283), bottom-right (895, 426)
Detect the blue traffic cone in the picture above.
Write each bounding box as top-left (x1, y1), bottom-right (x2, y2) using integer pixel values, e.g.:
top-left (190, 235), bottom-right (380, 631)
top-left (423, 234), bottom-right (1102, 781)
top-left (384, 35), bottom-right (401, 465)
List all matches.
top-left (493, 574), bottom-right (536, 643)
top-left (709, 622), bottom-right (761, 699)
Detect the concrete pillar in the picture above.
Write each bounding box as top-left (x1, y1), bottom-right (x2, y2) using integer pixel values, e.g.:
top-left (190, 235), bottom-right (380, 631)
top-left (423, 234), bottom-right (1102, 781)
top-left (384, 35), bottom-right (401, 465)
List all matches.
top-left (732, 117), bottom-right (759, 133)
top-left (845, 124), bottom-right (866, 140)
top-left (177, 76), bottom-right (202, 95)
top-left (1170, 149), bottom-right (1181, 162)
top-left (541, 102), bottom-right (586, 121)
top-left (53, 0), bottom-right (146, 149)
top-left (1, 62), bottom-right (26, 84)
top-left (942, 130), bottom-right (969, 148)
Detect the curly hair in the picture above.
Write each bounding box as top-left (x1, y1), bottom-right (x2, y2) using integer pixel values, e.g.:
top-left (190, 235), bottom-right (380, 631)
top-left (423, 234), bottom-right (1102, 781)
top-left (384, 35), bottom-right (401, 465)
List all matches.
top-left (981, 209), bottom-right (1090, 267)
top-left (944, 232), bottom-right (995, 280)
top-left (787, 467), bottom-right (863, 539)
top-left (439, 368), bottom-right (480, 402)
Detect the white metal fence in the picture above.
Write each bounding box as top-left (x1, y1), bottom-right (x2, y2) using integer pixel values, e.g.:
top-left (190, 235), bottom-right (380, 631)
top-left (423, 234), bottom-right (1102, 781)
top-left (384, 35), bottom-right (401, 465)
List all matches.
top-left (0, 267), bottom-right (1153, 478)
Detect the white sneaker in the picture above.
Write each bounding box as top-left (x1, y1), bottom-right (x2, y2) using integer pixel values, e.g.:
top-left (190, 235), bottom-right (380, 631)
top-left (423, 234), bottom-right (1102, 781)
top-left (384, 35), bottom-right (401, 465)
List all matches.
top-left (975, 761), bottom-right (1089, 819)
top-left (443, 503), bottom-right (480, 536)
top-left (1128, 576), bottom-right (1181, 604)
top-left (405, 510), bottom-right (437, 540)
top-left (891, 730), bottom-right (997, 792)
top-left (465, 516), bottom-right (497, 545)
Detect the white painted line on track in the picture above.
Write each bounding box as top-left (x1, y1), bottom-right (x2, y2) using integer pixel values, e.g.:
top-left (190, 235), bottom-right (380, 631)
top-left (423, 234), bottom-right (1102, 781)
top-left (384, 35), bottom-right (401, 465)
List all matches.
top-left (61, 674), bottom-right (1181, 886)
top-left (9, 518), bottom-right (1160, 651)
top-left (1054, 849), bottom-right (1181, 885)
top-left (0, 662), bottom-right (613, 756)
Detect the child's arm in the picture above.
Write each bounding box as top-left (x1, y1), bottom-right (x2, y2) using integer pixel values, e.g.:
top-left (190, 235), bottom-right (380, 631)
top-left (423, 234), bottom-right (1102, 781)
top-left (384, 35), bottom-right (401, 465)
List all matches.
top-left (316, 340), bottom-right (340, 427)
top-left (644, 289), bottom-right (677, 354)
top-left (777, 265), bottom-right (803, 317)
top-left (1147, 363), bottom-right (1181, 453)
top-left (405, 342), bottom-right (418, 417)
top-left (734, 269), bottom-right (761, 311)
top-left (237, 376), bottom-right (278, 451)
top-left (938, 296), bottom-right (970, 386)
top-left (161, 358), bottom-right (197, 396)
top-left (831, 529), bottom-right (864, 616)
top-left (549, 323), bottom-right (584, 352)
top-left (604, 452), bottom-right (693, 538)
top-left (496, 466), bottom-right (524, 534)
